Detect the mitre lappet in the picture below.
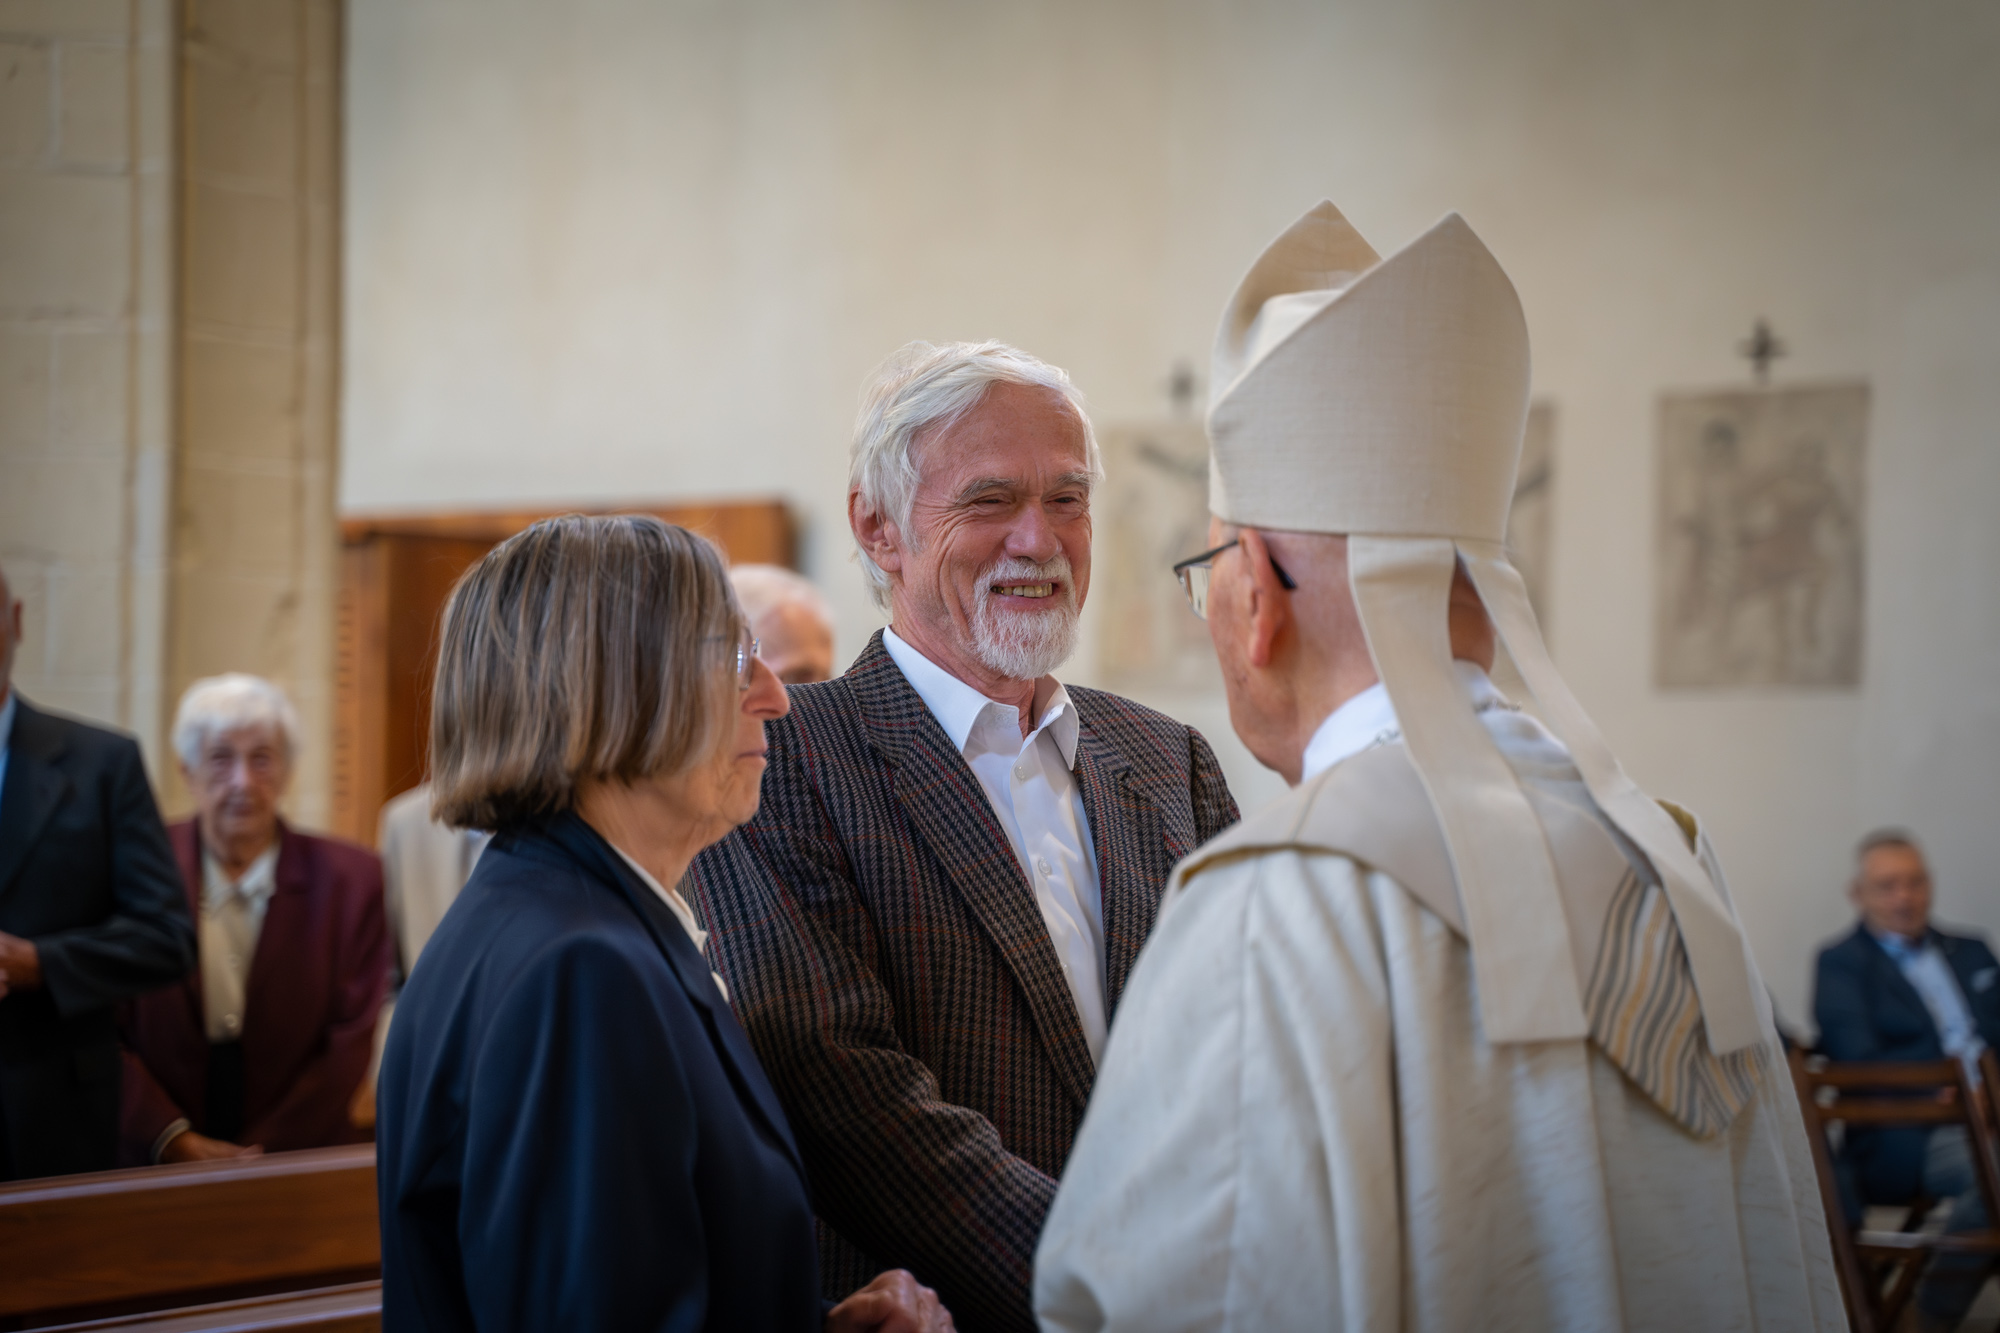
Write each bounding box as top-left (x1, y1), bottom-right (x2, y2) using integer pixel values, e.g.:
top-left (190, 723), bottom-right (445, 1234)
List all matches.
top-left (1205, 202), bottom-right (1771, 1088)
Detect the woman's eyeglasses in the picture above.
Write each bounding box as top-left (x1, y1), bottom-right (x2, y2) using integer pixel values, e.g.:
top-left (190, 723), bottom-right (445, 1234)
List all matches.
top-left (730, 632), bottom-right (761, 690)
top-left (1170, 539), bottom-right (1297, 621)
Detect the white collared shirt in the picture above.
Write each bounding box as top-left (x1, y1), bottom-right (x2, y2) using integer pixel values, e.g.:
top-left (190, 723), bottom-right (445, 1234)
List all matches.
top-left (1301, 660), bottom-right (1537, 783)
top-left (611, 845), bottom-right (731, 1003)
top-left (883, 628), bottom-right (1108, 1064)
top-left (200, 843), bottom-right (280, 1043)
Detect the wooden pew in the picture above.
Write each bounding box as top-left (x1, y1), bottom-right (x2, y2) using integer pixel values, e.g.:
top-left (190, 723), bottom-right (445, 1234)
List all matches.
top-left (31, 1284), bottom-right (380, 1333)
top-left (0, 1146), bottom-right (379, 1330)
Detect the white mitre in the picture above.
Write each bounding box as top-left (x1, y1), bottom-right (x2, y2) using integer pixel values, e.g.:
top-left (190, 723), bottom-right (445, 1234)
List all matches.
top-left (1207, 202), bottom-right (1767, 1055)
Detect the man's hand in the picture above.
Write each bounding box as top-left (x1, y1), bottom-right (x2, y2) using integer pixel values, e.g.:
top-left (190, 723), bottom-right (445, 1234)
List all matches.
top-left (827, 1270), bottom-right (954, 1333)
top-left (0, 932), bottom-right (41, 996)
top-left (159, 1130), bottom-right (263, 1164)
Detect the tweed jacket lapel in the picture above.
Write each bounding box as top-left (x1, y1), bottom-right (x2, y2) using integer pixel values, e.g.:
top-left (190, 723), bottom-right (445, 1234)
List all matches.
top-left (1068, 708), bottom-right (1162, 1011)
top-left (847, 632), bottom-right (1097, 1112)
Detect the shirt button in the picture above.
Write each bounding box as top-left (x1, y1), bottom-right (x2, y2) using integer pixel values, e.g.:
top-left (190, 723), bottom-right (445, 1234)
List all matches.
top-left (1037, 857), bottom-right (1052, 876)
top-left (222, 1013), bottom-right (241, 1035)
top-left (1014, 765), bottom-right (1027, 780)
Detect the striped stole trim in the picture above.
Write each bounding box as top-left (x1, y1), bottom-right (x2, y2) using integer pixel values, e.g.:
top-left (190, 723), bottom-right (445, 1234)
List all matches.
top-left (1584, 870), bottom-right (1765, 1137)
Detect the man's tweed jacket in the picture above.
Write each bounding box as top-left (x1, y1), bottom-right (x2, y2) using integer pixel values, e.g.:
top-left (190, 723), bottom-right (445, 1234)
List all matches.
top-left (689, 631), bottom-right (1238, 1332)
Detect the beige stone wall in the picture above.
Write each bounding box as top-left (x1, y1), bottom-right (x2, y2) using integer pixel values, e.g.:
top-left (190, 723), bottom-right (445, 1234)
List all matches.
top-left (0, 0), bottom-right (175, 775)
top-left (165, 0), bottom-right (341, 826)
top-left (345, 0), bottom-right (2000, 1029)
top-left (0, 0), bottom-right (342, 828)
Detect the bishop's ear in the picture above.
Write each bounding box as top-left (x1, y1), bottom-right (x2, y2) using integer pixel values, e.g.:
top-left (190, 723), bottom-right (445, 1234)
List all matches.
top-left (1237, 527), bottom-right (1293, 670)
top-left (848, 490), bottom-right (905, 576)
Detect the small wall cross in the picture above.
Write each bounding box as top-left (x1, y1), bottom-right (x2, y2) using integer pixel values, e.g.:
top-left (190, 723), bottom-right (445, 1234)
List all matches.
top-left (1738, 318), bottom-right (1787, 385)
top-left (1167, 361), bottom-right (1198, 417)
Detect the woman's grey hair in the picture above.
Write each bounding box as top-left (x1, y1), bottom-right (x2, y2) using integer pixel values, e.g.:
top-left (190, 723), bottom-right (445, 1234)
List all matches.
top-left (429, 514), bottom-right (743, 831)
top-left (848, 340), bottom-right (1101, 612)
top-left (172, 673), bottom-right (302, 771)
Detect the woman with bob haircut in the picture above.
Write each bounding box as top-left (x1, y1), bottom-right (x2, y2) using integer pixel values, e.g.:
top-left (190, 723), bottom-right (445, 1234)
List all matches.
top-left (376, 516), bottom-right (951, 1333)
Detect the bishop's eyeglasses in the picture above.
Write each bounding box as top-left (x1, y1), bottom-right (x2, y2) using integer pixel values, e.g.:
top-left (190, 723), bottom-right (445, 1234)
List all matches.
top-left (1171, 539), bottom-right (1297, 620)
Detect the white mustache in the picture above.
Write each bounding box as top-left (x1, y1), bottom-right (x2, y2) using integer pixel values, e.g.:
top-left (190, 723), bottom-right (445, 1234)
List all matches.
top-left (971, 554), bottom-right (1081, 680)
top-left (982, 556), bottom-right (1073, 604)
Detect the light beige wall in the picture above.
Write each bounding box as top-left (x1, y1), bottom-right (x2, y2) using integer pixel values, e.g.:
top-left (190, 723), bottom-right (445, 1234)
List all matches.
top-left (0, 0), bottom-right (344, 830)
top-left (0, 0), bottom-right (174, 774)
top-left (166, 0), bottom-right (343, 827)
top-left (341, 0), bottom-right (2000, 1028)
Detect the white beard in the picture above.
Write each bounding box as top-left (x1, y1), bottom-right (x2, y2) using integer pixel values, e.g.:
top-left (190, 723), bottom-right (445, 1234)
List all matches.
top-left (971, 555), bottom-right (1080, 681)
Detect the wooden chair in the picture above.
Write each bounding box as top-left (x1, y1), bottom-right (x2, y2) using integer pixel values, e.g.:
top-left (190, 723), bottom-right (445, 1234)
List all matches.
top-left (1982, 1049), bottom-right (2000, 1144)
top-left (0, 1146), bottom-right (380, 1330)
top-left (1789, 1050), bottom-right (2000, 1332)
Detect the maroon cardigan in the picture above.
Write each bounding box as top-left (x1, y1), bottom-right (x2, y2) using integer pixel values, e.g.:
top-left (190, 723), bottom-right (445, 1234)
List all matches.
top-left (118, 820), bottom-right (390, 1162)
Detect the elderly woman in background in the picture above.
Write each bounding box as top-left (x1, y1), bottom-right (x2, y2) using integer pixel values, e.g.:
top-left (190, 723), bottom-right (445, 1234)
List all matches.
top-left (377, 516), bottom-right (951, 1333)
top-left (120, 674), bottom-right (390, 1164)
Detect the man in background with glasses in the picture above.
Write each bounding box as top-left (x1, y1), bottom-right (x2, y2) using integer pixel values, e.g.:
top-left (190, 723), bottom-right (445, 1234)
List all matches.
top-left (690, 340), bottom-right (1238, 1331)
top-left (1036, 203), bottom-right (1840, 1330)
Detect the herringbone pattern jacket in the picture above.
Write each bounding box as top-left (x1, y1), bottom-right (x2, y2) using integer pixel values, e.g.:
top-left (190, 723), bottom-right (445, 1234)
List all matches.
top-left (689, 632), bottom-right (1238, 1332)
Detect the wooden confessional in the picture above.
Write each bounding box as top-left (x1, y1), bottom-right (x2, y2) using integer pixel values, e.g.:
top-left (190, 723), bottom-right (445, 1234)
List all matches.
top-left (331, 501), bottom-right (795, 846)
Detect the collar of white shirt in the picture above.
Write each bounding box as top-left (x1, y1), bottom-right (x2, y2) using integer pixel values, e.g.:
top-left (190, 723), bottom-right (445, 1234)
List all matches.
top-left (201, 841), bottom-right (280, 912)
top-left (609, 845), bottom-right (732, 1002)
top-left (1300, 660), bottom-right (1522, 784)
top-left (609, 846), bottom-right (708, 953)
top-left (881, 626), bottom-right (1080, 766)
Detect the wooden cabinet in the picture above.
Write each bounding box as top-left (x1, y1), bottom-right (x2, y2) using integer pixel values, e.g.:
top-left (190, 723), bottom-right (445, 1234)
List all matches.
top-left (331, 502), bottom-right (794, 846)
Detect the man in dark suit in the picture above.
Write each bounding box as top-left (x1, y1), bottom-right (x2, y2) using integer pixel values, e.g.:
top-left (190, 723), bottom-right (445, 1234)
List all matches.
top-left (120, 673), bottom-right (389, 1164)
top-left (691, 341), bottom-right (1239, 1332)
top-left (1814, 828), bottom-right (2000, 1329)
top-left (0, 562), bottom-right (196, 1180)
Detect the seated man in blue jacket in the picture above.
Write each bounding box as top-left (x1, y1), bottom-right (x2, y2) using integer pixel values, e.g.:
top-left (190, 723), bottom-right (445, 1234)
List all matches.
top-left (1814, 828), bottom-right (2000, 1330)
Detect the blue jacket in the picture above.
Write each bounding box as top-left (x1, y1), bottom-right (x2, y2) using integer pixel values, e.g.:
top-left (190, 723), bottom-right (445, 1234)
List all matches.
top-left (1812, 922), bottom-right (2000, 1205)
top-left (377, 813), bottom-right (820, 1331)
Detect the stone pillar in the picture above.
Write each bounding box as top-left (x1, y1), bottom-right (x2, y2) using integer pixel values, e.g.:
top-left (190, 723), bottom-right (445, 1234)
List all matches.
top-left (0, 0), bottom-right (176, 778)
top-left (165, 0), bottom-right (342, 825)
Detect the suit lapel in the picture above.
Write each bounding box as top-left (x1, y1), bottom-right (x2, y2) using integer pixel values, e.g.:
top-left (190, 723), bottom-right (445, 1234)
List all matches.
top-left (1069, 707), bottom-right (1159, 1012)
top-left (1859, 928), bottom-right (1940, 1034)
top-left (243, 827), bottom-right (310, 1072)
top-left (846, 633), bottom-right (1098, 1112)
top-left (546, 815), bottom-right (807, 1176)
top-left (0, 701), bottom-right (72, 903)
top-left (165, 823), bottom-right (210, 1045)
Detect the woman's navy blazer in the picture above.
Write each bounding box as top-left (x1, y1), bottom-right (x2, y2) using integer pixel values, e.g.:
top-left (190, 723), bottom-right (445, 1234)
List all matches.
top-left (376, 812), bottom-right (820, 1331)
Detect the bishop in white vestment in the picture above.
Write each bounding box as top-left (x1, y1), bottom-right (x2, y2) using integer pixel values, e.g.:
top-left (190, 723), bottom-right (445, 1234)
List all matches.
top-left (1033, 202), bottom-right (1844, 1332)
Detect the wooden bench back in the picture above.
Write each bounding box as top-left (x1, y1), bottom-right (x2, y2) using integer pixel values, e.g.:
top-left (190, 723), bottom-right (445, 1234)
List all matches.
top-left (0, 1146), bottom-right (379, 1326)
top-left (1789, 1051), bottom-right (2000, 1333)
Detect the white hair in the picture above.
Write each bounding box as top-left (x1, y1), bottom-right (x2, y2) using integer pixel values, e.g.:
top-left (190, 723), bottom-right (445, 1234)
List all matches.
top-left (848, 340), bottom-right (1102, 612)
top-left (728, 564), bottom-right (833, 632)
top-left (172, 673), bottom-right (301, 770)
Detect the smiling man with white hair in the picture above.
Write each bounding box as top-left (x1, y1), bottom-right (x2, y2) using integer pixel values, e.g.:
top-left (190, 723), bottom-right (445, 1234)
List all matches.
top-left (690, 341), bottom-right (1239, 1331)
